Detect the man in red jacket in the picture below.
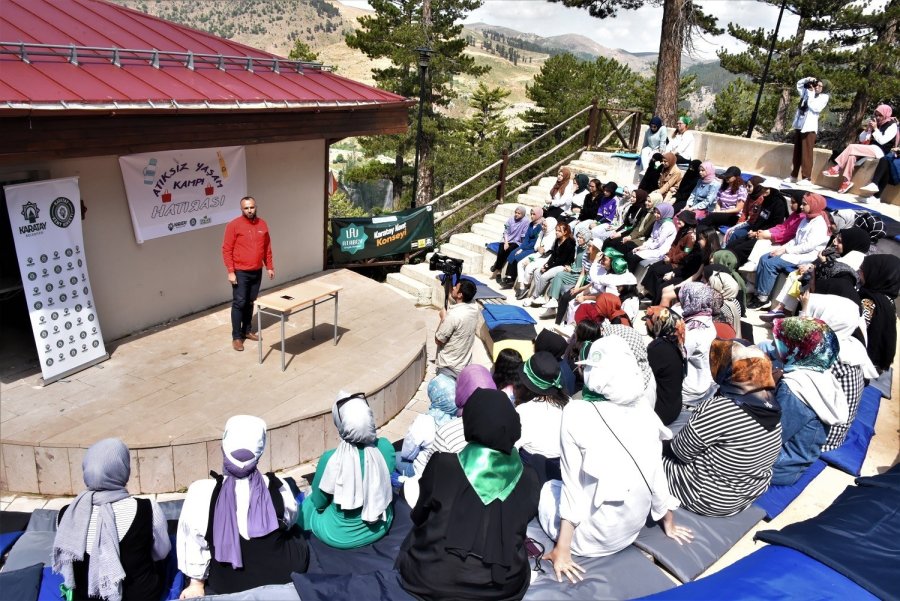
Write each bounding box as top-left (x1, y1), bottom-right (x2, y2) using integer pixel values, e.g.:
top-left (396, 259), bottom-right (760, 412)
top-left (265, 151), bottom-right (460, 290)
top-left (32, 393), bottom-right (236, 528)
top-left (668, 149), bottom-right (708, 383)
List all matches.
top-left (222, 196), bottom-right (275, 351)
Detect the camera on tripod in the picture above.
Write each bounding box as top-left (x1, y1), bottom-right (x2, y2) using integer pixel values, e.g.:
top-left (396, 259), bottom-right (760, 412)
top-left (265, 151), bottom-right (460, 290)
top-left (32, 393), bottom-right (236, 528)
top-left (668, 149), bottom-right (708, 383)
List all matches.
top-left (429, 253), bottom-right (464, 277)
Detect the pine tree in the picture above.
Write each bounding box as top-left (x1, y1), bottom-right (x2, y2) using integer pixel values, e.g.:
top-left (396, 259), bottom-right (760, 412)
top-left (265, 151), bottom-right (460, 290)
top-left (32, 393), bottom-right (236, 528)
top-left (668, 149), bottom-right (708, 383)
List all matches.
top-left (705, 78), bottom-right (778, 136)
top-left (345, 0), bottom-right (488, 206)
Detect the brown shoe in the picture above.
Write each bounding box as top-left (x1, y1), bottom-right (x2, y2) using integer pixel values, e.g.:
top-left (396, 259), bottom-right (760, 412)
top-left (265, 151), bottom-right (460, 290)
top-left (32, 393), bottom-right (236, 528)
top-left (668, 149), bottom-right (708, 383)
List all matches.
top-left (244, 332), bottom-right (260, 342)
top-left (232, 339), bottom-right (244, 351)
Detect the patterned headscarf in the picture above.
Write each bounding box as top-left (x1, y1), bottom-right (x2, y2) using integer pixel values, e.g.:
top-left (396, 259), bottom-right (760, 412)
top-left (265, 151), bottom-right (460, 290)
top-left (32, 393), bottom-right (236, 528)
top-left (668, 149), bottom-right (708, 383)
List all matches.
top-left (643, 305), bottom-right (685, 358)
top-left (679, 282), bottom-right (715, 329)
top-left (426, 374), bottom-right (458, 427)
top-left (773, 317), bottom-right (839, 372)
top-left (709, 338), bottom-right (780, 430)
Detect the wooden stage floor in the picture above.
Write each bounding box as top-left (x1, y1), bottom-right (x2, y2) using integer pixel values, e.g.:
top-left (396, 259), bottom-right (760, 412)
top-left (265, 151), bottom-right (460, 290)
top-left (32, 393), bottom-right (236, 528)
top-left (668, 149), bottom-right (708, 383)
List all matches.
top-left (0, 269), bottom-right (428, 495)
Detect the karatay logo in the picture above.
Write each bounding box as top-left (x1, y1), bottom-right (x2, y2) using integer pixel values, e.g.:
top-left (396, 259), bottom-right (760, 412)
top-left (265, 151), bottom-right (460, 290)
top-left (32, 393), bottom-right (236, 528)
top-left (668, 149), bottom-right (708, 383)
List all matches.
top-left (50, 197), bottom-right (76, 228)
top-left (18, 201), bottom-right (48, 235)
top-left (21, 201), bottom-right (39, 223)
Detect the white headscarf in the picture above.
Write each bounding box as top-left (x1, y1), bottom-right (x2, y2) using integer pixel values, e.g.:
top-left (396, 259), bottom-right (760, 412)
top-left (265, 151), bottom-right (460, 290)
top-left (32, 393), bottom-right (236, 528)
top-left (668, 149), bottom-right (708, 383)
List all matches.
top-left (578, 337), bottom-right (644, 406)
top-left (803, 294), bottom-right (878, 378)
top-left (535, 217), bottom-right (558, 254)
top-left (318, 392), bottom-right (391, 523)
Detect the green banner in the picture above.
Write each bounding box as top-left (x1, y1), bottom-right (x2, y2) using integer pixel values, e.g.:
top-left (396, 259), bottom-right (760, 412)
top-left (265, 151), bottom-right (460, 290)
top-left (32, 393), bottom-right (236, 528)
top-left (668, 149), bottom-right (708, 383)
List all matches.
top-left (331, 206), bottom-right (435, 262)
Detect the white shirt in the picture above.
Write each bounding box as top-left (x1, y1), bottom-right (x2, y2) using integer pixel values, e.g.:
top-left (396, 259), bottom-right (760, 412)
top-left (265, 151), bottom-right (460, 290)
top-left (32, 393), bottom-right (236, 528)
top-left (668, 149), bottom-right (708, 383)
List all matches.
top-left (176, 475), bottom-right (298, 580)
top-left (553, 399), bottom-right (678, 557)
top-left (550, 181), bottom-right (575, 211)
top-left (666, 130), bottom-right (695, 159)
top-left (792, 78), bottom-right (829, 133)
top-left (860, 122), bottom-right (899, 157)
top-left (516, 400), bottom-right (564, 458)
top-left (780, 214), bottom-right (829, 264)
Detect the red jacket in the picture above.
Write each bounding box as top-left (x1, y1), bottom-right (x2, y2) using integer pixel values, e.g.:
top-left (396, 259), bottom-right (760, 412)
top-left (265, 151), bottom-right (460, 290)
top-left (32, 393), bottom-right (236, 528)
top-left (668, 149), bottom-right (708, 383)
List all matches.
top-left (222, 216), bottom-right (273, 272)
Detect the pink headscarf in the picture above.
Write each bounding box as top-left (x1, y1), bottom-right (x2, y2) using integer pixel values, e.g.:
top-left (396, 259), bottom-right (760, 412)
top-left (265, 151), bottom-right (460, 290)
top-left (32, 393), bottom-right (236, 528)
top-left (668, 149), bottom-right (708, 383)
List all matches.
top-left (874, 104), bottom-right (893, 120)
top-left (531, 206), bottom-right (544, 224)
top-left (455, 364), bottom-right (497, 416)
top-left (700, 160), bottom-right (716, 184)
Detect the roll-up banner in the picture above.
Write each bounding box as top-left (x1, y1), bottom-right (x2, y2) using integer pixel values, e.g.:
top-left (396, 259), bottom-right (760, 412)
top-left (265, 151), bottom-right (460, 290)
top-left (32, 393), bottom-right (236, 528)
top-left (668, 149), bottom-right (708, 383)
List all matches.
top-left (331, 206), bottom-right (435, 262)
top-left (4, 177), bottom-right (109, 384)
top-left (118, 145), bottom-right (247, 244)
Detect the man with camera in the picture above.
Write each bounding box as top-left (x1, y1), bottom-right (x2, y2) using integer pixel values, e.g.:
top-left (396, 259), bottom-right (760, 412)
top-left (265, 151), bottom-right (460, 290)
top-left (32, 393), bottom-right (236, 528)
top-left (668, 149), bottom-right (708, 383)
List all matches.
top-left (787, 76), bottom-right (831, 187)
top-left (434, 279), bottom-right (479, 378)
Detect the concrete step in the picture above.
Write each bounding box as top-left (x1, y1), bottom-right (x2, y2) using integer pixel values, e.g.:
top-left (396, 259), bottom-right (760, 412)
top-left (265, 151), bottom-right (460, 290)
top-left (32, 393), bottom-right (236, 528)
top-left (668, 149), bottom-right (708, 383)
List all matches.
top-left (385, 272), bottom-right (432, 306)
top-left (449, 231), bottom-right (493, 254)
top-left (483, 213), bottom-right (507, 227)
top-left (434, 242), bottom-right (482, 274)
top-left (471, 221), bottom-right (504, 240)
top-left (400, 262), bottom-right (438, 286)
top-left (518, 192), bottom-right (547, 206)
top-left (495, 203), bottom-right (522, 217)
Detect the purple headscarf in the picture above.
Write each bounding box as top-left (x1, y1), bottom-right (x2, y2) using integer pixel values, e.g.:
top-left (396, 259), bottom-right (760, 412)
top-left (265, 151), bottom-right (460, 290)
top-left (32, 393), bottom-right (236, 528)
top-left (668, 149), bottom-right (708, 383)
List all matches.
top-left (656, 203), bottom-right (675, 220)
top-left (213, 415), bottom-right (278, 569)
top-left (455, 364), bottom-right (497, 416)
top-left (504, 205), bottom-right (530, 244)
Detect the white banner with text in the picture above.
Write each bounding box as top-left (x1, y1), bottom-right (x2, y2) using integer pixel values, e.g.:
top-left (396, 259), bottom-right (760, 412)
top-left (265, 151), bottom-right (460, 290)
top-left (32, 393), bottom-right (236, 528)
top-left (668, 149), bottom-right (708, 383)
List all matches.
top-left (4, 177), bottom-right (109, 384)
top-left (119, 145), bottom-right (247, 243)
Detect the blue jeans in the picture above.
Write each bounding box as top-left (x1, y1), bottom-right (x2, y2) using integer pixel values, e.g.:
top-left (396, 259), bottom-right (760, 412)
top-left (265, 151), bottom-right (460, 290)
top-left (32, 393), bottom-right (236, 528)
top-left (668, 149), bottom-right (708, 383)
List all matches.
top-left (755, 254), bottom-right (796, 296)
top-left (726, 226), bottom-right (750, 248)
top-left (231, 269), bottom-right (262, 340)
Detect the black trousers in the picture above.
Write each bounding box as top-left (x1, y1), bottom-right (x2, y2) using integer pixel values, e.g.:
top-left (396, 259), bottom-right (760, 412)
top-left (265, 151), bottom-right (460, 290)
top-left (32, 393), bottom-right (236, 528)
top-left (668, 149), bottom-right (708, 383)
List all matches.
top-left (231, 269), bottom-right (262, 340)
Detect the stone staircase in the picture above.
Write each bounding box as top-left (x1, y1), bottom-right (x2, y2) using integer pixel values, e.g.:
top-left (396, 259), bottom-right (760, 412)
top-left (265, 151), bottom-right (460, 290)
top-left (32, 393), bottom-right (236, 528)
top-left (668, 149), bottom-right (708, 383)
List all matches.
top-left (385, 151), bottom-right (640, 306)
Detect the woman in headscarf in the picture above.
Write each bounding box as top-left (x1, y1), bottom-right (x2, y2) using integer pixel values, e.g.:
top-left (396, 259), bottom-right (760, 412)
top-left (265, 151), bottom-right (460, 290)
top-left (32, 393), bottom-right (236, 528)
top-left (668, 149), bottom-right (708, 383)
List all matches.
top-left (600, 320), bottom-right (658, 411)
top-left (751, 192), bottom-right (830, 309)
top-left (523, 221), bottom-right (576, 305)
top-left (396, 374), bottom-right (457, 478)
top-left (658, 227), bottom-right (723, 308)
top-left (501, 207), bottom-right (544, 287)
top-left (541, 337), bottom-right (689, 583)
top-left (178, 416), bottom-right (307, 598)
top-left (678, 282), bottom-right (718, 409)
top-left (574, 292), bottom-right (632, 327)
top-left (657, 152), bottom-right (683, 202)
top-left (605, 191), bottom-right (663, 257)
top-left (554, 243), bottom-right (635, 327)
top-left (601, 188), bottom-right (649, 244)
top-left (53, 438), bottom-right (170, 601)
top-left (709, 249), bottom-right (747, 312)
top-left (644, 307), bottom-right (687, 426)
top-left (859, 253), bottom-right (900, 373)
top-left (706, 267), bottom-right (742, 334)
top-left (664, 339), bottom-right (782, 517)
top-left (568, 173), bottom-right (592, 218)
top-left (299, 395), bottom-right (394, 549)
top-left (545, 167), bottom-right (575, 221)
top-left (628, 203), bottom-right (678, 273)
top-left (726, 185), bottom-right (795, 268)
top-left (761, 225), bottom-right (871, 320)
top-left (803, 294), bottom-right (878, 451)
top-left (770, 318), bottom-right (848, 486)
top-left (683, 161), bottom-right (719, 220)
top-left (490, 206), bottom-right (531, 279)
top-left (701, 166), bottom-right (748, 229)
top-left (642, 210), bottom-right (698, 305)
top-left (539, 224), bottom-right (590, 318)
top-left (823, 104), bottom-right (898, 194)
top-left (397, 389), bottom-right (540, 601)
top-left (514, 217), bottom-right (557, 298)
top-left (515, 351), bottom-right (569, 484)
top-left (640, 116), bottom-right (667, 174)
top-left (591, 185), bottom-right (637, 241)
top-left (596, 181), bottom-right (620, 224)
top-left (724, 175), bottom-right (772, 244)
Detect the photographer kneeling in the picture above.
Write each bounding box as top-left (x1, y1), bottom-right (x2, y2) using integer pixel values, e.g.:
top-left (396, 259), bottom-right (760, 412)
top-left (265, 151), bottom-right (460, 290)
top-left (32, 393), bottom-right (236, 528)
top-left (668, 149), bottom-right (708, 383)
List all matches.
top-left (435, 278), bottom-right (479, 378)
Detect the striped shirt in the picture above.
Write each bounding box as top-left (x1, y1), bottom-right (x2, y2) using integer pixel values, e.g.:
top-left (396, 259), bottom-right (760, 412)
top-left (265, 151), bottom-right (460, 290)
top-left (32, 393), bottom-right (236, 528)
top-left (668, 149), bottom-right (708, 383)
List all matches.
top-left (664, 396), bottom-right (781, 517)
top-left (822, 361), bottom-right (864, 452)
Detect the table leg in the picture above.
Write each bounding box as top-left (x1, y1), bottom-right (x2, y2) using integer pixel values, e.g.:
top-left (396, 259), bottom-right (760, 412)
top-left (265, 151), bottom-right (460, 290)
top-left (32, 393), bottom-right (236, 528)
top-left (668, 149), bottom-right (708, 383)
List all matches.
top-left (311, 299), bottom-right (317, 340)
top-left (333, 292), bottom-right (338, 345)
top-left (280, 313), bottom-right (286, 372)
top-left (257, 305), bottom-right (262, 364)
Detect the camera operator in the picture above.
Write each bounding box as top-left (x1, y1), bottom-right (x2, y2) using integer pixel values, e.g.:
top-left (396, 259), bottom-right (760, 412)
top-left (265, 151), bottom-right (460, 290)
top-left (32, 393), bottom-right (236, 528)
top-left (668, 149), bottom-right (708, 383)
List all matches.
top-left (787, 76), bottom-right (831, 187)
top-left (823, 104), bottom-right (899, 195)
top-left (434, 279), bottom-right (479, 378)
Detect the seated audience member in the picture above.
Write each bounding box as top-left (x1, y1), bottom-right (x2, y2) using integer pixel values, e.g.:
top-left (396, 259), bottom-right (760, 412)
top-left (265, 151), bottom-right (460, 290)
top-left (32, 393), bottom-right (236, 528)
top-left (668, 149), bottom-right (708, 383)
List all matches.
top-left (859, 253), bottom-right (900, 373)
top-left (657, 152), bottom-right (684, 202)
top-left (578, 178), bottom-right (604, 222)
top-left (545, 167), bottom-right (575, 221)
top-left (513, 217), bottom-right (557, 298)
top-left (619, 282), bottom-right (641, 325)
top-left (601, 320), bottom-right (658, 410)
top-left (568, 173), bottom-right (591, 218)
top-left (762, 226), bottom-right (870, 319)
top-left (666, 116), bottom-right (695, 164)
top-left (178, 416), bottom-right (308, 598)
top-left (644, 307), bottom-right (686, 426)
top-left (638, 153), bottom-right (664, 193)
top-left (701, 166), bottom-right (747, 228)
top-left (678, 283), bottom-right (718, 408)
top-left (822, 104), bottom-right (898, 194)
top-left (53, 438), bottom-right (170, 601)
top-left (658, 227), bottom-right (722, 308)
top-left (397, 374), bottom-right (456, 478)
top-left (565, 319), bottom-right (603, 389)
top-left (750, 192), bottom-right (829, 309)
top-left (771, 317), bottom-right (848, 486)
top-left (626, 203), bottom-right (677, 273)
top-left (597, 188), bottom-right (648, 243)
top-left (539, 225), bottom-right (590, 318)
top-left (523, 222), bottom-right (577, 306)
top-left (490, 206), bottom-right (531, 280)
top-left (664, 339), bottom-right (782, 517)
top-left (397, 389), bottom-right (540, 601)
top-left (515, 351), bottom-right (569, 484)
top-left (803, 294), bottom-right (878, 451)
top-left (553, 245), bottom-right (633, 325)
top-left (709, 250), bottom-right (748, 312)
top-left (593, 185), bottom-right (637, 241)
top-left (642, 210), bottom-right (698, 305)
top-left (683, 161), bottom-right (719, 219)
top-left (723, 176), bottom-right (772, 245)
top-left (671, 159), bottom-right (702, 212)
top-left (493, 348), bottom-right (523, 403)
top-left (860, 146), bottom-right (900, 200)
top-left (706, 268), bottom-right (743, 337)
top-left (299, 395), bottom-right (394, 549)
top-left (574, 292), bottom-right (632, 328)
top-left (640, 115), bottom-right (667, 173)
top-left (595, 181), bottom-right (620, 224)
top-left (730, 190), bottom-right (802, 269)
top-left (501, 208), bottom-right (544, 286)
top-left (534, 329), bottom-right (577, 396)
top-left (604, 191), bottom-right (662, 258)
top-left (541, 337), bottom-right (690, 583)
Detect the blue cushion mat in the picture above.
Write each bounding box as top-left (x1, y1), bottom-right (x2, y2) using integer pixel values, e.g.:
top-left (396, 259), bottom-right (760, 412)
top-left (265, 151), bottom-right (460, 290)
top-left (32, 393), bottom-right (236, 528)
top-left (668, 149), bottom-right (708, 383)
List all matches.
top-left (633, 505), bottom-right (766, 583)
top-left (637, 545), bottom-right (878, 600)
top-left (820, 386), bottom-right (881, 476)
top-left (0, 530), bottom-right (24, 558)
top-left (0, 562), bottom-right (43, 601)
top-left (855, 462), bottom-right (900, 491)
top-left (474, 285), bottom-right (504, 301)
top-left (486, 242), bottom-right (501, 254)
top-left (612, 152), bottom-right (640, 160)
top-left (482, 304), bottom-right (537, 329)
top-left (38, 566), bottom-right (62, 601)
top-left (755, 479), bottom-right (900, 601)
top-left (753, 459), bottom-right (827, 520)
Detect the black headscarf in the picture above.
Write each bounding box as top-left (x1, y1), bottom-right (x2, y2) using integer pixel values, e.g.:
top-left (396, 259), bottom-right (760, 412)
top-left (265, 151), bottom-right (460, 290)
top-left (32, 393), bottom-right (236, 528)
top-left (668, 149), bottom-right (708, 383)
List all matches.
top-left (838, 226), bottom-right (871, 256)
top-left (859, 254), bottom-right (900, 371)
top-left (534, 329), bottom-right (568, 360)
top-left (623, 189), bottom-right (649, 228)
top-left (462, 389), bottom-right (522, 453)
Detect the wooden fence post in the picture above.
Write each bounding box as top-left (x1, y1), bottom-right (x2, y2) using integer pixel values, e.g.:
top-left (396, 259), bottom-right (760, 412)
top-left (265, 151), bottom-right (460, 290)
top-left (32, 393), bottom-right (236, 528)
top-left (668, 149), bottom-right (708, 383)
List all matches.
top-left (586, 98), bottom-right (599, 148)
top-left (631, 111), bottom-right (643, 151)
top-left (497, 149), bottom-right (509, 202)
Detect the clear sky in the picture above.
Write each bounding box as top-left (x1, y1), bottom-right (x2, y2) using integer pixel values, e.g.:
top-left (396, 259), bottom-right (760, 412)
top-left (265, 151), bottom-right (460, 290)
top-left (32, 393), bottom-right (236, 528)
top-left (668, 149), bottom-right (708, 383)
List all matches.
top-left (341, 0), bottom-right (882, 61)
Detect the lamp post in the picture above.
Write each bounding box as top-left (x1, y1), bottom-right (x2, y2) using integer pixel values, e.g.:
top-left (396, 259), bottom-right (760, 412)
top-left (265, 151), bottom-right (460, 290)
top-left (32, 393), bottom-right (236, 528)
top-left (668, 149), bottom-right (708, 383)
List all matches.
top-left (747, 0), bottom-right (787, 138)
top-left (411, 46), bottom-right (433, 208)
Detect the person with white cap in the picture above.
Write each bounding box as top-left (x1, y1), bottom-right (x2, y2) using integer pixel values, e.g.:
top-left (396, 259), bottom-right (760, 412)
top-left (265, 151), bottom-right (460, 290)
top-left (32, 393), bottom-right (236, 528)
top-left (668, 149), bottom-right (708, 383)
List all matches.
top-left (177, 415), bottom-right (307, 598)
top-left (539, 337), bottom-right (690, 584)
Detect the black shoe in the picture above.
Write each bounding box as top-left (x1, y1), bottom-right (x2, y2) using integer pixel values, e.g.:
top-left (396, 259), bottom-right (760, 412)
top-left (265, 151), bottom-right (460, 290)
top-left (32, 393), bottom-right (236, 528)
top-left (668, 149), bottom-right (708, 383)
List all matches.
top-left (747, 296), bottom-right (766, 310)
top-left (500, 279), bottom-right (515, 290)
top-left (515, 287), bottom-right (529, 300)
